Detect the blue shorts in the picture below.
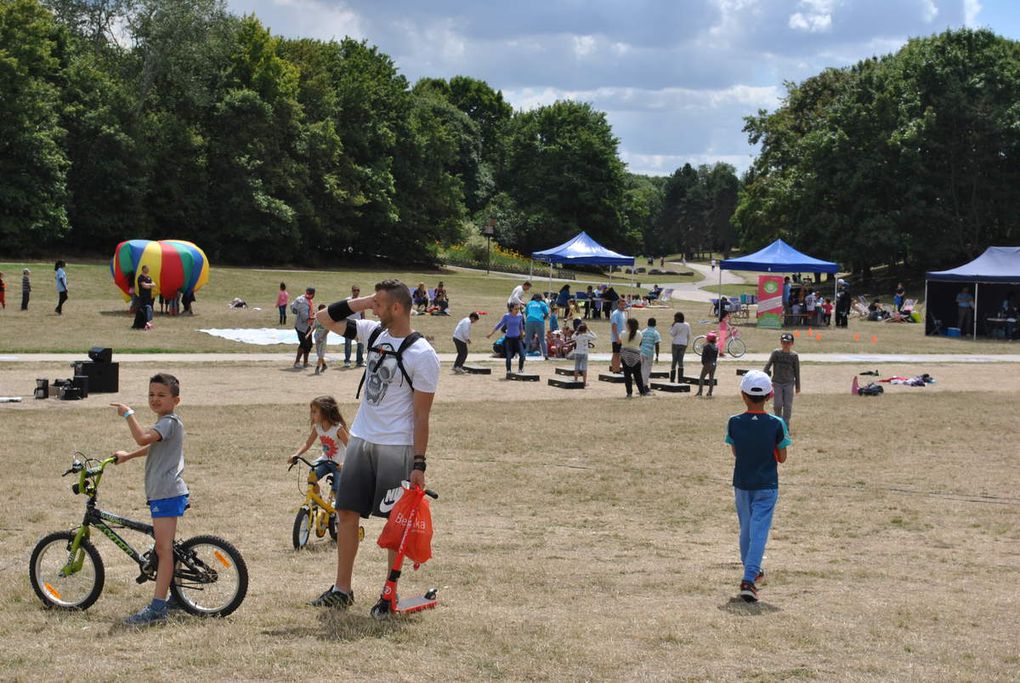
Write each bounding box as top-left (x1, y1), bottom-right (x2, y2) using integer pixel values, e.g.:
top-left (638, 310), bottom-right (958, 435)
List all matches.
top-left (149, 494), bottom-right (189, 518)
top-left (313, 461), bottom-right (340, 492)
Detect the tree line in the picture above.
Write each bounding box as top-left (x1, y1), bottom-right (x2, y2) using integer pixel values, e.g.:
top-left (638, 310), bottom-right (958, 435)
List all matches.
top-left (733, 28), bottom-right (1020, 275)
top-left (1, 0), bottom-right (738, 267)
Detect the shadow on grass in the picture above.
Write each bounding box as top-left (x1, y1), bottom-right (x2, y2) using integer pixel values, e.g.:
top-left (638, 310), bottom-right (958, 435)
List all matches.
top-left (718, 597), bottom-right (781, 615)
top-left (261, 610), bottom-right (411, 642)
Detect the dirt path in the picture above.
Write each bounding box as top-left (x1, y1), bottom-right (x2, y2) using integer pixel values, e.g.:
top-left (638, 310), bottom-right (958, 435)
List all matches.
top-left (4, 359), bottom-right (1018, 409)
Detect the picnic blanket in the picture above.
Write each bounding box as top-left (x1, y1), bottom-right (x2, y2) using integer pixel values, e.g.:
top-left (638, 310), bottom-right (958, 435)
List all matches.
top-left (199, 328), bottom-right (347, 346)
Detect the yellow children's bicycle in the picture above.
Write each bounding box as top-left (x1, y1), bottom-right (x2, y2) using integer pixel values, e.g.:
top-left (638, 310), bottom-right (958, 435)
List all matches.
top-left (287, 456), bottom-right (363, 549)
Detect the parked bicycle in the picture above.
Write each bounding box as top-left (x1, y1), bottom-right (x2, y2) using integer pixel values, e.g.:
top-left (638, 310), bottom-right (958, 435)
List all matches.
top-left (29, 453), bottom-right (248, 616)
top-left (692, 325), bottom-right (747, 358)
top-left (287, 455), bottom-right (363, 550)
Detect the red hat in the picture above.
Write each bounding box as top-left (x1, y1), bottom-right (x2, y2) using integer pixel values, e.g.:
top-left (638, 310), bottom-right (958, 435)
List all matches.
top-left (706, 332), bottom-right (717, 342)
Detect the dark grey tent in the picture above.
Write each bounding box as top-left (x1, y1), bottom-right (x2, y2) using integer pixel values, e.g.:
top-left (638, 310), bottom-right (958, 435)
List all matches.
top-left (925, 247), bottom-right (1020, 337)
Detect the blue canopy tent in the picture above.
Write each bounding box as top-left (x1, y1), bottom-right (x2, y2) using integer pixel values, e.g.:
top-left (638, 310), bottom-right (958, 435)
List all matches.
top-left (719, 239), bottom-right (839, 313)
top-left (925, 247), bottom-right (1020, 338)
top-left (720, 239), bottom-right (839, 274)
top-left (531, 232), bottom-right (634, 291)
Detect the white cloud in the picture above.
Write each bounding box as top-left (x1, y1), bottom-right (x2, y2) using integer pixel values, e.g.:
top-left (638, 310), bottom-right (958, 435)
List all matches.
top-left (229, 0), bottom-right (364, 41)
top-left (788, 0), bottom-right (836, 33)
top-left (573, 35), bottom-right (596, 57)
top-left (964, 0), bottom-right (982, 26)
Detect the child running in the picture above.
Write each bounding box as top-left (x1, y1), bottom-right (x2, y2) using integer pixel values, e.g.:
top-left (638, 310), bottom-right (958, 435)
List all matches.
top-left (452, 312), bottom-right (479, 374)
top-left (572, 323), bottom-right (597, 386)
top-left (725, 370), bottom-right (791, 603)
top-left (312, 303), bottom-right (330, 375)
top-left (487, 303), bottom-right (526, 378)
top-left (287, 396), bottom-right (349, 500)
top-left (696, 332), bottom-right (719, 398)
top-left (110, 373), bottom-right (189, 626)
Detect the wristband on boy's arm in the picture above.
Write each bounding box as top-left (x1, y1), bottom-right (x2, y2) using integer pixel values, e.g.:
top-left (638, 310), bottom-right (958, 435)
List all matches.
top-left (123, 409), bottom-right (134, 418)
top-left (412, 460), bottom-right (427, 472)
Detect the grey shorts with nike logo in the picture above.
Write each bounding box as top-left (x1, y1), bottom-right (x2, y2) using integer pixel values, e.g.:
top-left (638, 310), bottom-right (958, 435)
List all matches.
top-left (336, 437), bottom-right (413, 518)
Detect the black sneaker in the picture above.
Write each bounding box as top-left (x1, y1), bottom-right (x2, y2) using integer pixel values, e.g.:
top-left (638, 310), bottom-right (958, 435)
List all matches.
top-left (739, 580), bottom-right (758, 603)
top-left (310, 586), bottom-right (354, 608)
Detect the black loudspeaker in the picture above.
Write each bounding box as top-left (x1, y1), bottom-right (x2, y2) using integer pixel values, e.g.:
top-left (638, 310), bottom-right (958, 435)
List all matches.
top-left (59, 385), bottom-right (83, 400)
top-left (72, 375), bottom-right (90, 399)
top-left (88, 347), bottom-right (113, 363)
top-left (35, 379), bottom-right (49, 400)
top-left (72, 361), bottom-right (119, 393)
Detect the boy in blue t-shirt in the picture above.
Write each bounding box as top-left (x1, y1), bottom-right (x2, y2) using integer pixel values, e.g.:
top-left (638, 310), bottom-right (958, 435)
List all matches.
top-left (725, 370), bottom-right (791, 603)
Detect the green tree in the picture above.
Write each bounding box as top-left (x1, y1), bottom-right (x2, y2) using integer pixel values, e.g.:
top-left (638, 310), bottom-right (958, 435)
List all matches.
top-left (206, 14), bottom-right (304, 261)
top-left (735, 29), bottom-right (1020, 274)
top-left (0, 0), bottom-right (69, 251)
top-left (499, 100), bottom-right (627, 254)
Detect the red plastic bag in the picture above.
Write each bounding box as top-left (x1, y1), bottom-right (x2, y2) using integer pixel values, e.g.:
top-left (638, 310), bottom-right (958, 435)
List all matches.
top-left (377, 487), bottom-right (433, 565)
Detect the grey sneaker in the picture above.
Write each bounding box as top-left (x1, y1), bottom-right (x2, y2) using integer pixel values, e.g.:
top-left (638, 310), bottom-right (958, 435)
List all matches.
top-left (310, 586), bottom-right (354, 608)
top-left (124, 604), bottom-right (168, 626)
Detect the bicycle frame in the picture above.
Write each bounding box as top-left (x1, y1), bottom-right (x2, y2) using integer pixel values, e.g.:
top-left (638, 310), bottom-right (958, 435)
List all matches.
top-left (68, 500), bottom-right (153, 574)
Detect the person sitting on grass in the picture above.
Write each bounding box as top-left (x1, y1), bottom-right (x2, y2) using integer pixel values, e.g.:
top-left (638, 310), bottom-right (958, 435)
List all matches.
top-left (725, 370), bottom-right (791, 603)
top-left (412, 283), bottom-right (429, 314)
top-left (110, 373), bottom-right (189, 626)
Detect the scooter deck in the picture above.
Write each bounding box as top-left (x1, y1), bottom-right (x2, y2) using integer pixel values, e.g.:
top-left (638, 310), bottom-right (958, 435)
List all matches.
top-left (397, 595), bottom-right (438, 613)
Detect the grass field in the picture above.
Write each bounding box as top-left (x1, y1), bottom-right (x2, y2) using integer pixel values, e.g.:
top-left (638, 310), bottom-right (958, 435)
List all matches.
top-left (1, 261), bottom-right (1014, 356)
top-left (1, 259), bottom-right (1019, 681)
top-left (1, 359), bottom-right (1018, 681)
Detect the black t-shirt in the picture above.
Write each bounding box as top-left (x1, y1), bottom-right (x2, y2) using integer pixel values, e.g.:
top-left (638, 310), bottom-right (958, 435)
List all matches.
top-left (137, 274), bottom-right (153, 304)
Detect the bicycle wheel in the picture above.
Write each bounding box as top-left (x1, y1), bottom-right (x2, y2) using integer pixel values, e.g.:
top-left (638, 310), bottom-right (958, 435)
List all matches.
top-left (727, 337), bottom-right (747, 358)
top-left (171, 535), bottom-right (248, 617)
top-left (29, 531), bottom-right (105, 610)
top-left (292, 506), bottom-right (311, 549)
top-left (691, 335), bottom-right (707, 356)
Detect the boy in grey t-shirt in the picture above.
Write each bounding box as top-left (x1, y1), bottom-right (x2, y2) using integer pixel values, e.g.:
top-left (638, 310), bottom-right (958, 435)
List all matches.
top-left (111, 373), bottom-right (189, 626)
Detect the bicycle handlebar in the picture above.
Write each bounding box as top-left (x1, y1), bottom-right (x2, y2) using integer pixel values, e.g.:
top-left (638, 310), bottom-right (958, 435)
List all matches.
top-left (287, 455), bottom-right (316, 471)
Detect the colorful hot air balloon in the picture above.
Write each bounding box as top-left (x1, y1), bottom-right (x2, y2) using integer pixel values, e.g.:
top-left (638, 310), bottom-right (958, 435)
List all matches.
top-left (110, 239), bottom-right (210, 301)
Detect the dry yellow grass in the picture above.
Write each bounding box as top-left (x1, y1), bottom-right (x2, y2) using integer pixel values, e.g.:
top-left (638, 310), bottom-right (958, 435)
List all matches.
top-left (1, 358), bottom-right (1018, 681)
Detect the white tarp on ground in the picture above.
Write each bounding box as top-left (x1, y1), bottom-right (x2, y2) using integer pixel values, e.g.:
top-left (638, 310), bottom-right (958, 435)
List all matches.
top-left (199, 328), bottom-right (348, 345)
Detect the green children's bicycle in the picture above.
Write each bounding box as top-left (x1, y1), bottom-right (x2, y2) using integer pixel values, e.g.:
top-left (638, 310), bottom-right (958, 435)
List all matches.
top-left (29, 453), bottom-right (248, 617)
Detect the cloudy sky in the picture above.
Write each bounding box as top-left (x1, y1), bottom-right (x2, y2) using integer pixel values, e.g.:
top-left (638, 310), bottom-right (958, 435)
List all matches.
top-left (227, 0), bottom-right (1020, 176)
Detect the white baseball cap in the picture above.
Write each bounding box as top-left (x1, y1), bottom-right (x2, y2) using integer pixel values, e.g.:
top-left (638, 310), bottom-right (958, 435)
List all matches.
top-left (740, 370), bottom-right (773, 396)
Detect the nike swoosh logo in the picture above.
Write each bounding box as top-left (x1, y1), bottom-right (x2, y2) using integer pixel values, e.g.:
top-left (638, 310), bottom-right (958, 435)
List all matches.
top-left (379, 498), bottom-right (397, 513)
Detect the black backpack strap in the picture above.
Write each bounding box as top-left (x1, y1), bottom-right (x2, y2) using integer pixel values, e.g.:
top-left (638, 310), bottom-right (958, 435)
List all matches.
top-left (355, 326), bottom-right (384, 399)
top-left (356, 328), bottom-right (423, 399)
top-left (392, 332), bottom-right (423, 393)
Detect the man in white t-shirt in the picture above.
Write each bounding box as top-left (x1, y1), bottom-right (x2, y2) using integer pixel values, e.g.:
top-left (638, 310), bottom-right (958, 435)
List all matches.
top-left (313, 279), bottom-right (440, 612)
top-left (507, 281), bottom-right (531, 310)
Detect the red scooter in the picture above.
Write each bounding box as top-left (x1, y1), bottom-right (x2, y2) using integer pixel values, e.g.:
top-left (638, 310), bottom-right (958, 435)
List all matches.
top-left (370, 483), bottom-right (439, 619)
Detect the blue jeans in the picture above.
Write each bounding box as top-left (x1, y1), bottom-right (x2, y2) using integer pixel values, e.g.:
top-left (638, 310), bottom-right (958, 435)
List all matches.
top-left (504, 336), bottom-right (525, 372)
top-left (524, 320), bottom-right (547, 357)
top-left (734, 487), bottom-right (778, 583)
top-left (344, 338), bottom-right (364, 365)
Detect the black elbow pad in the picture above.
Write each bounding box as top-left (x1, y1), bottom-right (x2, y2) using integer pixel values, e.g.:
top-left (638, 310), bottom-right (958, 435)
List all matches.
top-left (327, 299), bottom-right (353, 322)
